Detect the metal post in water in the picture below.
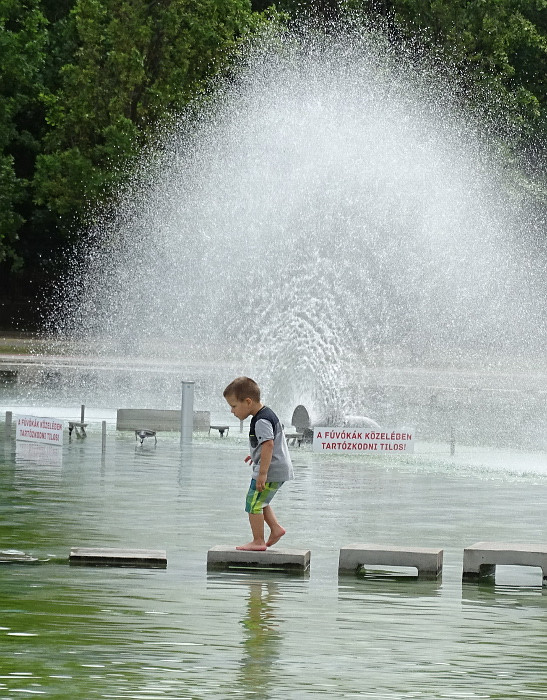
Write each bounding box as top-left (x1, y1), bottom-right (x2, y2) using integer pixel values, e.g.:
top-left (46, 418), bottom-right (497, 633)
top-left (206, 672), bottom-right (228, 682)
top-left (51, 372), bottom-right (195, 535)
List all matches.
top-left (180, 381), bottom-right (195, 444)
top-left (101, 421), bottom-right (107, 452)
top-left (5, 411), bottom-right (12, 438)
top-left (81, 404), bottom-right (85, 423)
top-left (450, 426), bottom-right (455, 456)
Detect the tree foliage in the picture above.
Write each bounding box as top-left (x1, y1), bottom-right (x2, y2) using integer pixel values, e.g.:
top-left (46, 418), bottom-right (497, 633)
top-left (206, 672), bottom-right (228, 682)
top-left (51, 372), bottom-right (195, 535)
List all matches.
top-left (34, 0), bottom-right (262, 245)
top-left (0, 0), bottom-right (546, 324)
top-left (1, 0), bottom-right (265, 285)
top-left (348, 0), bottom-right (547, 164)
top-left (0, 0), bottom-right (47, 268)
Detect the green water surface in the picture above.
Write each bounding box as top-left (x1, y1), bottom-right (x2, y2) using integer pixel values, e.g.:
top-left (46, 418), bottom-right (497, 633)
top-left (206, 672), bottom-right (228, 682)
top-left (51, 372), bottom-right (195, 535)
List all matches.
top-left (1, 425), bottom-right (547, 699)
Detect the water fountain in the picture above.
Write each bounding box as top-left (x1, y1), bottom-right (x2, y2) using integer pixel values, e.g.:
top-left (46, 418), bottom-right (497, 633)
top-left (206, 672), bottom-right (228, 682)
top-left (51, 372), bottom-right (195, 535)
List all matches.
top-left (2, 23), bottom-right (547, 698)
top-left (44, 21), bottom-right (545, 447)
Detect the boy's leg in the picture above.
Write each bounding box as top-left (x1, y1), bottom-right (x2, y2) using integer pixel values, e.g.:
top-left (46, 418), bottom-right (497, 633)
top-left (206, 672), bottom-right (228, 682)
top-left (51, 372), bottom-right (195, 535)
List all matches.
top-left (249, 513), bottom-right (265, 543)
top-left (263, 505), bottom-right (286, 547)
top-left (237, 480), bottom-right (283, 551)
top-left (236, 513), bottom-right (267, 551)
top-left (237, 479), bottom-right (268, 550)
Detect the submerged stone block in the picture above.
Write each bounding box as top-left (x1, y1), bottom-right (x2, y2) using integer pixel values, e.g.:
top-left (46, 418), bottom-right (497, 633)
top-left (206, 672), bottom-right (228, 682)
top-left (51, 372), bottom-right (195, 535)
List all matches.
top-left (339, 544), bottom-right (443, 578)
top-left (0, 549), bottom-right (38, 563)
top-left (462, 541), bottom-right (547, 584)
top-left (116, 409), bottom-right (210, 432)
top-left (69, 547), bottom-right (167, 568)
top-left (207, 545), bottom-right (310, 571)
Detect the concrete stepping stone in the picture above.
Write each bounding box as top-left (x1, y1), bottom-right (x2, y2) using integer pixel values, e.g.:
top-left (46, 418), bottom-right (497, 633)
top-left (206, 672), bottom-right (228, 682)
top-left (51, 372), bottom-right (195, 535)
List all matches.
top-left (339, 544), bottom-right (443, 579)
top-left (207, 545), bottom-right (310, 572)
top-left (462, 541), bottom-right (547, 584)
top-left (69, 547), bottom-right (167, 568)
top-left (0, 549), bottom-right (38, 564)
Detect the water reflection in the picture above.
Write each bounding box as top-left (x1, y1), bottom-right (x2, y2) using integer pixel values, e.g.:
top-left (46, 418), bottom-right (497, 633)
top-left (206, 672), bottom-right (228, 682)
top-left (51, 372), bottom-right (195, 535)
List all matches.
top-left (15, 441), bottom-right (63, 467)
top-left (238, 579), bottom-right (281, 698)
top-left (462, 578), bottom-right (547, 607)
top-left (2, 423), bottom-right (547, 697)
top-left (338, 573), bottom-right (443, 602)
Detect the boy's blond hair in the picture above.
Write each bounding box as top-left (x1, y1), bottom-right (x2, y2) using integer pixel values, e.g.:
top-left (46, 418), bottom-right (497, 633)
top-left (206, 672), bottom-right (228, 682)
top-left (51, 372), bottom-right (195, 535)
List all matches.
top-left (223, 377), bottom-right (261, 403)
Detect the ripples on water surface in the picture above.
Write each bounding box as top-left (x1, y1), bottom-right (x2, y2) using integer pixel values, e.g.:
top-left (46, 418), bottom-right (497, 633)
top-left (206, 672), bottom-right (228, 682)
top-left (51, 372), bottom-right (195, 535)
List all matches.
top-left (1, 422), bottom-right (547, 699)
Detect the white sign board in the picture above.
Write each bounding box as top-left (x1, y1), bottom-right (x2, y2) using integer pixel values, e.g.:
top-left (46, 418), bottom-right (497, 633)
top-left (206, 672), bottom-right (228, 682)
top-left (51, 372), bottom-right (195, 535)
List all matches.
top-left (313, 427), bottom-right (414, 454)
top-left (16, 415), bottom-right (64, 446)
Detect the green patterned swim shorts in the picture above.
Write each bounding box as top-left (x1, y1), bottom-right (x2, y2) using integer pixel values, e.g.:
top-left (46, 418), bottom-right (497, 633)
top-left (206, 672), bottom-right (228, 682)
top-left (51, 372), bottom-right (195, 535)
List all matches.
top-left (245, 479), bottom-right (283, 514)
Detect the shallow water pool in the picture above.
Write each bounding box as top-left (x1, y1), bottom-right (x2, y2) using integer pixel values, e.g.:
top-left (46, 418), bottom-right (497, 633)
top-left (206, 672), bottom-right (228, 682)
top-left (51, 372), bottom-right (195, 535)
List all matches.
top-left (1, 419), bottom-right (547, 699)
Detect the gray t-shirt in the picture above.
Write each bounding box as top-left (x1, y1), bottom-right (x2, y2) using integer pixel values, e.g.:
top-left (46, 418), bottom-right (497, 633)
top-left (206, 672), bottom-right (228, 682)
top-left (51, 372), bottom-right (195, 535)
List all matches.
top-left (249, 406), bottom-right (294, 482)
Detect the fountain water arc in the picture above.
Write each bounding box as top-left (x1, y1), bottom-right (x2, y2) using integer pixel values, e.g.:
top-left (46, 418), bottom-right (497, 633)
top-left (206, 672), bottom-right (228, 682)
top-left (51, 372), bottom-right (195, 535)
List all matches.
top-left (48, 24), bottom-right (546, 447)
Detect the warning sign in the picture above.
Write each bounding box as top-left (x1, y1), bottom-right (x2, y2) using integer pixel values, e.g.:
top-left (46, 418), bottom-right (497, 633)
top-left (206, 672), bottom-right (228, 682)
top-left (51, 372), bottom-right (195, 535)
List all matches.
top-left (313, 427), bottom-right (414, 454)
top-left (16, 415), bottom-right (64, 446)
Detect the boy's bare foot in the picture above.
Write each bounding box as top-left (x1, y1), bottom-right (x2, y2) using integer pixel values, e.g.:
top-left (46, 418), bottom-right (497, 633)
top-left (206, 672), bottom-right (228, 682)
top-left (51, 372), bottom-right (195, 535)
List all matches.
top-left (236, 543), bottom-right (267, 551)
top-left (266, 527), bottom-right (286, 547)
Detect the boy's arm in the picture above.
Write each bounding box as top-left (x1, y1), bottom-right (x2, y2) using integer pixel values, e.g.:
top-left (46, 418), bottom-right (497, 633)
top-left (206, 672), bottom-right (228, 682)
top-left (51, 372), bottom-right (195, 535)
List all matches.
top-left (255, 439), bottom-right (274, 492)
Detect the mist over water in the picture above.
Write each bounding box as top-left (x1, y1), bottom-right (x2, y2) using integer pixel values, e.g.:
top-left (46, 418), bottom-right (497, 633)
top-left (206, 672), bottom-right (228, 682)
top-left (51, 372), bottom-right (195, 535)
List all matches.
top-left (50, 23), bottom-right (546, 422)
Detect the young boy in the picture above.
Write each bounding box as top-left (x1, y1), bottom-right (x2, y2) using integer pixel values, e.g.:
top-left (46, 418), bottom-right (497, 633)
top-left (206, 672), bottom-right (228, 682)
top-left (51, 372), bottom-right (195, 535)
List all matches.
top-left (223, 377), bottom-right (294, 551)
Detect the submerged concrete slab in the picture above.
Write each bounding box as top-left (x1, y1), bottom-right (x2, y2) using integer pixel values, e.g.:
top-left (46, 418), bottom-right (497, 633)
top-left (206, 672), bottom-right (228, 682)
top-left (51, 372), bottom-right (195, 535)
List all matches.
top-left (69, 547), bottom-right (167, 568)
top-left (209, 425), bottom-right (229, 437)
top-left (207, 545), bottom-right (310, 571)
top-left (135, 429), bottom-right (157, 445)
top-left (285, 432), bottom-right (303, 446)
top-left (68, 421), bottom-right (87, 437)
top-left (116, 409), bottom-right (210, 432)
top-left (0, 549), bottom-right (38, 564)
top-left (339, 544), bottom-right (443, 578)
top-left (462, 542), bottom-right (547, 583)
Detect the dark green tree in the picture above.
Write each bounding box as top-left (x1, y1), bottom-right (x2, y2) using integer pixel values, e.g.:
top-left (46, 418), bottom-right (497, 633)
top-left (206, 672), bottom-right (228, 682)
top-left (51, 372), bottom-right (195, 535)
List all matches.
top-left (0, 0), bottom-right (47, 268)
top-left (32, 0), bottom-right (262, 242)
top-left (354, 0), bottom-right (547, 171)
top-left (1, 0), bottom-right (273, 325)
top-left (1, 0), bottom-right (545, 327)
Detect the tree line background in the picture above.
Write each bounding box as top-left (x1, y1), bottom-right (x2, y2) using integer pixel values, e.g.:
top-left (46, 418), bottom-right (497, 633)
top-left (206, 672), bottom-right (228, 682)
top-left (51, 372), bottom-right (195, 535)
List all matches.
top-left (1, 0), bottom-right (546, 328)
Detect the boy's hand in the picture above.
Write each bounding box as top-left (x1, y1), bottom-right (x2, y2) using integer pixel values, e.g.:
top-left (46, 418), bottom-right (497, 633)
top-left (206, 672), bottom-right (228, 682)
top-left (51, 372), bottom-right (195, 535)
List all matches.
top-left (256, 475), bottom-right (266, 492)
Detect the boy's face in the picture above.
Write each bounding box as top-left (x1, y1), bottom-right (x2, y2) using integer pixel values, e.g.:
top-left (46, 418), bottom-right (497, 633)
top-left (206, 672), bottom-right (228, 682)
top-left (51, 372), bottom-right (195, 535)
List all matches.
top-left (225, 394), bottom-right (253, 421)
